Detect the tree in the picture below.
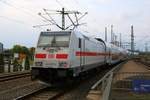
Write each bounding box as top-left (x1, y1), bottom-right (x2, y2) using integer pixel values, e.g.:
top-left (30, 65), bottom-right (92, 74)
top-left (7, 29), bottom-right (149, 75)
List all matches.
top-left (13, 58), bottom-right (18, 72)
top-left (11, 45), bottom-right (35, 70)
top-left (12, 45), bottom-right (22, 53)
top-left (21, 46), bottom-right (30, 55)
top-left (12, 45), bottom-right (30, 55)
top-left (0, 54), bottom-right (4, 73)
top-left (25, 56), bottom-right (30, 70)
top-left (29, 47), bottom-right (35, 60)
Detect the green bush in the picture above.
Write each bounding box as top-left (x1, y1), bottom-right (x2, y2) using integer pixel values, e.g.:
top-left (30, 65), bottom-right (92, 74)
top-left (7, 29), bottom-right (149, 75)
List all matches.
top-left (13, 58), bottom-right (18, 71)
top-left (0, 54), bottom-right (4, 66)
top-left (0, 54), bottom-right (4, 73)
top-left (25, 56), bottom-right (30, 70)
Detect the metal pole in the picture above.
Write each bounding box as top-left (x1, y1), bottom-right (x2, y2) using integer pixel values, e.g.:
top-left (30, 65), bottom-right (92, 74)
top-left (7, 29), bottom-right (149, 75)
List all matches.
top-left (145, 43), bottom-right (148, 52)
top-left (120, 33), bottom-right (122, 47)
top-left (114, 34), bottom-right (118, 46)
top-left (111, 25), bottom-right (113, 44)
top-left (105, 27), bottom-right (107, 42)
top-left (62, 8), bottom-right (65, 30)
top-left (131, 25), bottom-right (134, 55)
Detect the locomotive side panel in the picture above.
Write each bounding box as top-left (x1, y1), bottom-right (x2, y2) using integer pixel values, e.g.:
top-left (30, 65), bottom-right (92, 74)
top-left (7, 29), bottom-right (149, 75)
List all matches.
top-left (68, 31), bottom-right (106, 76)
top-left (69, 31), bottom-right (83, 69)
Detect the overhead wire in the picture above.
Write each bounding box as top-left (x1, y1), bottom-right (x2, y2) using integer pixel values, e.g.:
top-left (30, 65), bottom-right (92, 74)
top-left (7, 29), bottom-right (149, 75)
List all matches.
top-left (136, 35), bottom-right (150, 47)
top-left (55, 0), bottom-right (64, 8)
top-left (0, 0), bottom-right (42, 22)
top-left (0, 0), bottom-right (80, 30)
top-left (0, 0), bottom-right (33, 17)
top-left (55, 0), bottom-right (69, 10)
top-left (74, 0), bottom-right (80, 5)
top-left (0, 0), bottom-right (51, 28)
top-left (71, 0), bottom-right (82, 10)
top-left (69, 0), bottom-right (98, 36)
top-left (0, 15), bottom-right (27, 25)
top-left (70, 0), bottom-right (108, 39)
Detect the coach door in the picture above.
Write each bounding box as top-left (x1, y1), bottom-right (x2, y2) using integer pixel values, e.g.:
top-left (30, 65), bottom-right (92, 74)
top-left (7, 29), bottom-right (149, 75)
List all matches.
top-left (79, 38), bottom-right (85, 71)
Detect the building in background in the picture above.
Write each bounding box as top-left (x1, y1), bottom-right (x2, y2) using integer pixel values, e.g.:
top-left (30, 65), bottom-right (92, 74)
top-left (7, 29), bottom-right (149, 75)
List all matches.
top-left (0, 42), bottom-right (3, 54)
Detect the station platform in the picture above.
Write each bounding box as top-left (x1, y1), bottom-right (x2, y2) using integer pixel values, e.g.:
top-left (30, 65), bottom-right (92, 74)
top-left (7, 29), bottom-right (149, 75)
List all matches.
top-left (87, 60), bottom-right (150, 100)
top-left (111, 60), bottom-right (150, 100)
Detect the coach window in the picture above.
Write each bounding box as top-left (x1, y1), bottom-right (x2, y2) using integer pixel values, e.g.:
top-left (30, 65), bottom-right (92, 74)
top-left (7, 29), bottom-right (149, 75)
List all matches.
top-left (79, 38), bottom-right (81, 48)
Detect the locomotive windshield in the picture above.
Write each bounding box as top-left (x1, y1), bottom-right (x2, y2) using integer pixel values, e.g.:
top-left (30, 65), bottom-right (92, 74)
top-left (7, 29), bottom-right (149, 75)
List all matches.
top-left (38, 32), bottom-right (70, 47)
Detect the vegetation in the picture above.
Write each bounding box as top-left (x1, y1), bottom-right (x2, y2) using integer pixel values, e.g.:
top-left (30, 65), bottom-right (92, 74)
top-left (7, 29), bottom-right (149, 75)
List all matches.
top-left (11, 45), bottom-right (35, 70)
top-left (0, 54), bottom-right (4, 73)
top-left (29, 47), bottom-right (35, 61)
top-left (25, 56), bottom-right (30, 70)
top-left (13, 58), bottom-right (19, 71)
top-left (0, 54), bottom-right (4, 65)
top-left (12, 45), bottom-right (30, 55)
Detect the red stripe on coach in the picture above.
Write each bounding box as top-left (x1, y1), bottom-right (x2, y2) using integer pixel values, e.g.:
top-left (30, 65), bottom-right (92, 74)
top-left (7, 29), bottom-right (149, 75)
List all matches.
top-left (56, 54), bottom-right (68, 59)
top-left (76, 51), bottom-right (97, 56)
top-left (35, 54), bottom-right (46, 58)
top-left (76, 51), bottom-right (110, 56)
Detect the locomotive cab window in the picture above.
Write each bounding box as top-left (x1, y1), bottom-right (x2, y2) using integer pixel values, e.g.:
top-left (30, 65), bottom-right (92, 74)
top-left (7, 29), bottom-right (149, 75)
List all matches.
top-left (38, 32), bottom-right (70, 47)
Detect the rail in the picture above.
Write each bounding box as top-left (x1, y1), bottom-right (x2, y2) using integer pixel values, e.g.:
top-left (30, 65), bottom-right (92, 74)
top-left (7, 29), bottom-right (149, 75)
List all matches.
top-left (0, 71), bottom-right (30, 82)
top-left (15, 85), bottom-right (48, 100)
top-left (0, 81), bottom-right (49, 100)
top-left (15, 86), bottom-right (66, 100)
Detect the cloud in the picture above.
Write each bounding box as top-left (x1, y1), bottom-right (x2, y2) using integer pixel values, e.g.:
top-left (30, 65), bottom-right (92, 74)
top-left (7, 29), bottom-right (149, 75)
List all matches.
top-left (0, 0), bottom-right (150, 51)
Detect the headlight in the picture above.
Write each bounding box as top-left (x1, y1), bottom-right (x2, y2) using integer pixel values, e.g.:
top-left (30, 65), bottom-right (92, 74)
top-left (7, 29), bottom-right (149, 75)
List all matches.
top-left (59, 61), bottom-right (68, 68)
top-left (35, 62), bottom-right (43, 66)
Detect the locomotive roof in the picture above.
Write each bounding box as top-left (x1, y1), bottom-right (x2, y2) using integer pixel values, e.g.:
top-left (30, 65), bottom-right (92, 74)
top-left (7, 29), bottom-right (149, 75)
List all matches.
top-left (73, 30), bottom-right (103, 43)
top-left (41, 30), bottom-right (91, 40)
top-left (41, 30), bottom-right (72, 35)
top-left (41, 30), bottom-right (97, 43)
top-left (40, 30), bottom-right (127, 52)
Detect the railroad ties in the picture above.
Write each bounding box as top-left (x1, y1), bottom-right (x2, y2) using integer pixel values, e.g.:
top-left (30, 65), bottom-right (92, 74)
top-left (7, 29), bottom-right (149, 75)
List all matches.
top-left (0, 71), bottom-right (30, 82)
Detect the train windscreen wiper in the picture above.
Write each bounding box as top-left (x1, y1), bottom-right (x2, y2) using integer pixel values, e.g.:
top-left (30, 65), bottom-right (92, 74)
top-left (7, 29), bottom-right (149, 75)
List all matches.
top-left (51, 35), bottom-right (60, 47)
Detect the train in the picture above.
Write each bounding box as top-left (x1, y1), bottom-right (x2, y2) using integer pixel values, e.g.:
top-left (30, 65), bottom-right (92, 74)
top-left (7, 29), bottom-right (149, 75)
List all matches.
top-left (31, 29), bottom-right (128, 83)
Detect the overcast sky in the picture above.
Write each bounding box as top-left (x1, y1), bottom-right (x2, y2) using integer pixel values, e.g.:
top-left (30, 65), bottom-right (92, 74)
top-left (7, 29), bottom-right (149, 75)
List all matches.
top-left (0, 0), bottom-right (150, 51)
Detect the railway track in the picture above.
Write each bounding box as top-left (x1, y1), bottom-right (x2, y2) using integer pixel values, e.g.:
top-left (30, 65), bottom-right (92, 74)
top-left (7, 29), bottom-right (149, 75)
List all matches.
top-left (1, 62), bottom-right (123, 100)
top-left (0, 81), bottom-right (47, 100)
top-left (0, 62), bottom-right (123, 100)
top-left (0, 71), bottom-right (67, 100)
top-left (18, 64), bottom-right (115, 100)
top-left (15, 80), bottom-right (91, 100)
top-left (16, 87), bottom-right (66, 100)
top-left (15, 80), bottom-right (78, 100)
top-left (0, 71), bottom-right (31, 82)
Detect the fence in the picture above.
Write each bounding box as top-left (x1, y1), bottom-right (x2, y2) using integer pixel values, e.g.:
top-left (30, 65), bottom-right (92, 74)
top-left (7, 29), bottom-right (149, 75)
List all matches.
top-left (87, 62), bottom-right (126, 100)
